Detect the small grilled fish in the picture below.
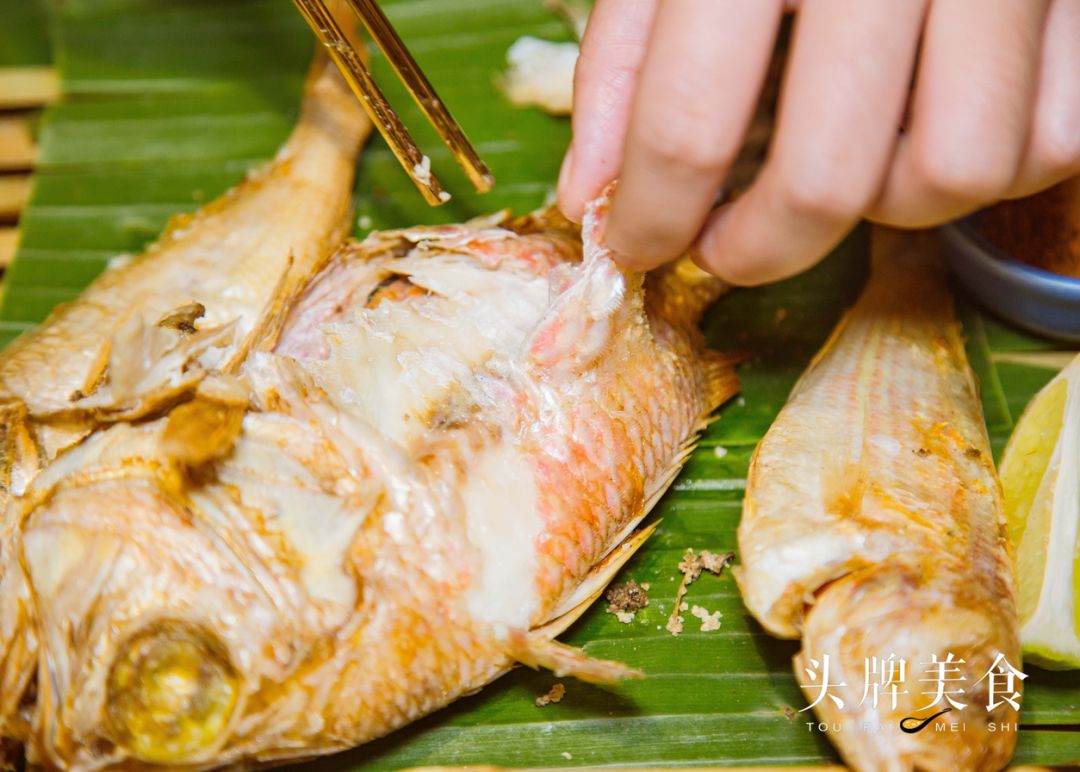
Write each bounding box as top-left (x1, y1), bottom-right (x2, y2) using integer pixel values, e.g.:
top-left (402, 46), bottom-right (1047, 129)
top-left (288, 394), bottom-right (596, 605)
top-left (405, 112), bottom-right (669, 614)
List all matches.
top-left (0, 103), bottom-right (737, 771)
top-left (737, 230), bottom-right (1020, 771)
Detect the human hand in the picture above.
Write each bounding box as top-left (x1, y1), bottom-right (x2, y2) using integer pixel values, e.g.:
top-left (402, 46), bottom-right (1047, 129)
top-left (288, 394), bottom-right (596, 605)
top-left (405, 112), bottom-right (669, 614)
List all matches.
top-left (557, 0), bottom-right (1080, 285)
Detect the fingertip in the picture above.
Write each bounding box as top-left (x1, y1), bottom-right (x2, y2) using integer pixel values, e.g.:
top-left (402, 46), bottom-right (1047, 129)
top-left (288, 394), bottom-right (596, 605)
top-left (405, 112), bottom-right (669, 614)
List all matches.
top-left (609, 207), bottom-right (673, 273)
top-left (694, 202), bottom-right (820, 287)
top-left (610, 247), bottom-right (662, 273)
top-left (692, 206), bottom-right (763, 286)
top-left (556, 144), bottom-right (586, 222)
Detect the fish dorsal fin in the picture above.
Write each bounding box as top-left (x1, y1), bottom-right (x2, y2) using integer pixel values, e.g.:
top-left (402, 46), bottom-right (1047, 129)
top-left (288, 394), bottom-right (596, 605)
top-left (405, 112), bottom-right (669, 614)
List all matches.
top-left (645, 257), bottom-right (727, 328)
top-left (700, 350), bottom-right (744, 413)
top-left (504, 632), bottom-right (643, 685)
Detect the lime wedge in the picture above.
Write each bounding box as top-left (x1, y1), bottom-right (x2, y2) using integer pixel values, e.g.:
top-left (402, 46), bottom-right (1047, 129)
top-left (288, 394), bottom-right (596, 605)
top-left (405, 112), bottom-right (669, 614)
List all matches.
top-left (1000, 355), bottom-right (1080, 669)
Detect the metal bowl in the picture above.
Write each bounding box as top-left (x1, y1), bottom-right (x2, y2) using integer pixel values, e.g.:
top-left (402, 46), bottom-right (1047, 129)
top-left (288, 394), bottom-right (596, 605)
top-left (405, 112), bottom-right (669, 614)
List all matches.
top-left (939, 216), bottom-right (1080, 343)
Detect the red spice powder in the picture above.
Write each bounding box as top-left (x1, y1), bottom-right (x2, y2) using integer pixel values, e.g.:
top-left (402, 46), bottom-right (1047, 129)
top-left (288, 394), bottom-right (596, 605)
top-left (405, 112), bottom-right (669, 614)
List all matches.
top-left (979, 177), bottom-right (1080, 279)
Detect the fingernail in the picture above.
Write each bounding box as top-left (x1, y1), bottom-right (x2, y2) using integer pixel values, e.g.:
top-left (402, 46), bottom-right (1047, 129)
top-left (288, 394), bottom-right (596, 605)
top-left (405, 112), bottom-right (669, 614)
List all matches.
top-left (557, 144), bottom-right (574, 203)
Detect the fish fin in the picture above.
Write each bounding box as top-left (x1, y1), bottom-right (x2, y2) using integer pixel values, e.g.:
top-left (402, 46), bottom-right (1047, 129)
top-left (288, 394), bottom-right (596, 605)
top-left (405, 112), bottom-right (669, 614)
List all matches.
top-left (536, 521), bottom-right (658, 634)
top-left (540, 417), bottom-right (713, 628)
top-left (0, 401), bottom-right (43, 503)
top-left (70, 313), bottom-right (240, 420)
top-left (646, 257), bottom-right (728, 327)
top-left (641, 415), bottom-right (715, 514)
top-left (701, 349), bottom-right (744, 411)
top-left (161, 395), bottom-right (247, 468)
top-left (526, 257), bottom-right (637, 372)
top-left (505, 632), bottom-right (643, 684)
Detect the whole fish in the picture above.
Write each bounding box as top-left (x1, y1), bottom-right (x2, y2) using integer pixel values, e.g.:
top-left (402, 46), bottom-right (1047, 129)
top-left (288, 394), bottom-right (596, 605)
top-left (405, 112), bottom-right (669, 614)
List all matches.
top-left (0, 49), bottom-right (370, 765)
top-left (737, 230), bottom-right (1020, 771)
top-left (0, 81), bottom-right (738, 772)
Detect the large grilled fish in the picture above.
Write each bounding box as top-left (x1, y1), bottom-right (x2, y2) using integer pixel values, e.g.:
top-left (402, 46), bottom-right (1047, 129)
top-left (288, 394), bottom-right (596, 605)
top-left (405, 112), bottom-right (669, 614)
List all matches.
top-left (0, 65), bottom-right (738, 772)
top-left (737, 230), bottom-right (1020, 771)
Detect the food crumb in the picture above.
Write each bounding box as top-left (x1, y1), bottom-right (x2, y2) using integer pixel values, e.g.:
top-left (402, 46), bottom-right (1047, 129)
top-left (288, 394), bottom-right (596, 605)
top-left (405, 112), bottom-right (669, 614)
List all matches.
top-left (561, 752), bottom-right (573, 760)
top-left (438, 190), bottom-right (452, 203)
top-left (358, 215), bottom-right (373, 230)
top-left (691, 604), bottom-right (723, 632)
top-left (535, 682), bottom-right (566, 707)
top-left (783, 706), bottom-right (798, 721)
top-left (502, 36), bottom-right (579, 115)
top-left (605, 579), bottom-right (649, 623)
top-left (773, 307), bottom-right (788, 325)
top-left (412, 155), bottom-right (432, 184)
top-left (713, 445), bottom-right (728, 459)
top-left (667, 548), bottom-right (735, 636)
top-left (666, 614), bottom-right (684, 636)
top-left (678, 548), bottom-right (734, 584)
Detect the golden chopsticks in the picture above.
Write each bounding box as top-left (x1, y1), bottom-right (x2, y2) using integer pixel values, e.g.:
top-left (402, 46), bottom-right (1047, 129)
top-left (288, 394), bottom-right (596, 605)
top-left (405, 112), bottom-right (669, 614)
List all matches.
top-left (291, 0), bottom-right (494, 205)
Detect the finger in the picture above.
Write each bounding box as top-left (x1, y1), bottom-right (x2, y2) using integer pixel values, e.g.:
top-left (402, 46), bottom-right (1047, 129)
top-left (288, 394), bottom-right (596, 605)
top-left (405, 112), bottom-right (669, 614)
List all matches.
top-left (1007, 0), bottom-right (1080, 198)
top-left (556, 0), bottom-right (658, 223)
top-left (694, 0), bottom-right (928, 286)
top-left (604, 0), bottom-right (784, 271)
top-left (869, 0), bottom-right (1049, 227)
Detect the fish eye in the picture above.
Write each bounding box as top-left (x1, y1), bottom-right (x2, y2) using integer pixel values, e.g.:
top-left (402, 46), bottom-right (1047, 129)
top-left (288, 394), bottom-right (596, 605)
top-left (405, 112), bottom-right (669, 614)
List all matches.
top-left (106, 620), bottom-right (239, 763)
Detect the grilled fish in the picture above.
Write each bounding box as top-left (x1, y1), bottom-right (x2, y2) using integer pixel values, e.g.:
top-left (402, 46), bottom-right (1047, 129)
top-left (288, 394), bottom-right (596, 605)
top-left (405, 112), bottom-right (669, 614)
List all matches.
top-left (0, 70), bottom-right (738, 769)
top-left (737, 230), bottom-right (1020, 771)
top-left (0, 49), bottom-right (371, 764)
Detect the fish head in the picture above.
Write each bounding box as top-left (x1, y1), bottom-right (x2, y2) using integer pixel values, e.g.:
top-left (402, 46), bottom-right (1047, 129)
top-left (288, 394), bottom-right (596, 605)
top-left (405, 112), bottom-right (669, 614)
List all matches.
top-left (15, 411), bottom-right (504, 768)
top-left (17, 424), bottom-right (308, 767)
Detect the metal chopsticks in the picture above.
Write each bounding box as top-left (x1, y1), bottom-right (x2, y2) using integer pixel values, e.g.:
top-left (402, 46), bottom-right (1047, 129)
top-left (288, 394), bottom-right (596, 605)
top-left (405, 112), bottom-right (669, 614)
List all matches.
top-left (291, 0), bottom-right (494, 206)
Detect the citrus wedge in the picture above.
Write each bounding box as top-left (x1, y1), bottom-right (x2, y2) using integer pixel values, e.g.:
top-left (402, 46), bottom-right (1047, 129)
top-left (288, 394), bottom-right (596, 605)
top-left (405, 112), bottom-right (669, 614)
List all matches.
top-left (1000, 354), bottom-right (1080, 669)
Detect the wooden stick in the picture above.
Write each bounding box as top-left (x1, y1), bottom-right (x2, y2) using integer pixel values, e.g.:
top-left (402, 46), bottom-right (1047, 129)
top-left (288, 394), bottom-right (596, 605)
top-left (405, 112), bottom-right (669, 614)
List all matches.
top-left (290, 0), bottom-right (449, 206)
top-left (0, 67), bottom-right (58, 110)
top-left (343, 0), bottom-right (494, 193)
top-left (0, 117), bottom-right (37, 173)
top-left (0, 175), bottom-right (31, 221)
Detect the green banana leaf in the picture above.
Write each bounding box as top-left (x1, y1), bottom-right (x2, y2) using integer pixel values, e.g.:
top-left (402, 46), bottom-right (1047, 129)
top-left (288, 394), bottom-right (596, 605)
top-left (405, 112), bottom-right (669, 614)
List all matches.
top-left (0, 0), bottom-right (1078, 768)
